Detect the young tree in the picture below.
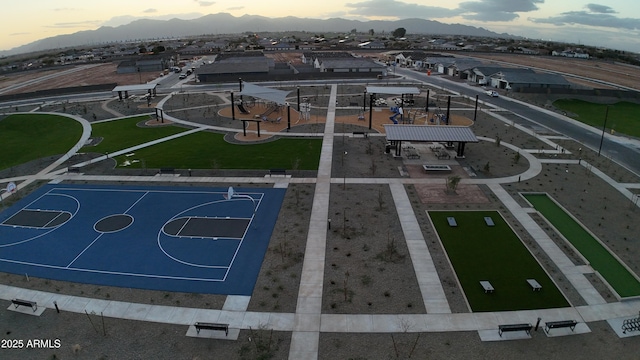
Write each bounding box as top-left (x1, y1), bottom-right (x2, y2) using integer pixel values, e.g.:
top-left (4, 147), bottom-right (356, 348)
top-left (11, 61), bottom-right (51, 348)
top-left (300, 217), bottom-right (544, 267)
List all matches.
top-left (392, 27), bottom-right (407, 38)
top-left (447, 175), bottom-right (461, 193)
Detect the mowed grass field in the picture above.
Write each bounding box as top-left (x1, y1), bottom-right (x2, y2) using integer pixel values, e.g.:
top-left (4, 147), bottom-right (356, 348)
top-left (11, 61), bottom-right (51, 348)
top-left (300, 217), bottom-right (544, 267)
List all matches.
top-left (83, 116), bottom-right (188, 154)
top-left (524, 193), bottom-right (640, 298)
top-left (82, 116), bottom-right (322, 170)
top-left (429, 211), bottom-right (569, 312)
top-left (0, 114), bottom-right (82, 171)
top-left (553, 99), bottom-right (640, 137)
top-left (113, 131), bottom-right (322, 170)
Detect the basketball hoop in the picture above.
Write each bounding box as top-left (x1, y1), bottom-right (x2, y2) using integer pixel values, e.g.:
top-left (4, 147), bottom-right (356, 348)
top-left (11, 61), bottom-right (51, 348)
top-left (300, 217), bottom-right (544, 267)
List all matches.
top-left (6, 182), bottom-right (16, 193)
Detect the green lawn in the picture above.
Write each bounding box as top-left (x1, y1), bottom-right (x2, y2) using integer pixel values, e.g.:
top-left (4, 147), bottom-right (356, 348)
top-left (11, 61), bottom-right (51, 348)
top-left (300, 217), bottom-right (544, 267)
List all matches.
top-left (553, 99), bottom-right (640, 137)
top-left (114, 131), bottom-right (322, 170)
top-left (429, 211), bottom-right (569, 312)
top-left (524, 193), bottom-right (640, 298)
top-left (0, 114), bottom-right (82, 171)
top-left (84, 116), bottom-right (188, 154)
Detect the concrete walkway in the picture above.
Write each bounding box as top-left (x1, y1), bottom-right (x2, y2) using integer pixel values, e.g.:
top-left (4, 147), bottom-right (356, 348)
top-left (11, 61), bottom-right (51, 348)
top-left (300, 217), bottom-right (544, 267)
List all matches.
top-left (288, 84), bottom-right (337, 360)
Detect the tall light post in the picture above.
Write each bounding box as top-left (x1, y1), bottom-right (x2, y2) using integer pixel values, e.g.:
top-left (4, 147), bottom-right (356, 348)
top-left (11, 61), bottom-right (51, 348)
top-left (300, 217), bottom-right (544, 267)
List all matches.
top-left (598, 106), bottom-right (609, 157)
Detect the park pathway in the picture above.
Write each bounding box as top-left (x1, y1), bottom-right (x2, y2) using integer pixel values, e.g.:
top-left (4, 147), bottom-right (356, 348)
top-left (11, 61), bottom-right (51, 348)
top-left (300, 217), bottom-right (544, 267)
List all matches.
top-left (288, 84), bottom-right (337, 360)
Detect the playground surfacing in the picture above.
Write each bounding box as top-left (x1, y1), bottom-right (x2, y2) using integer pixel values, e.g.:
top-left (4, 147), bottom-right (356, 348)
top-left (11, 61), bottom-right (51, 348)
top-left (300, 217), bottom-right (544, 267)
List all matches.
top-left (0, 184), bottom-right (285, 295)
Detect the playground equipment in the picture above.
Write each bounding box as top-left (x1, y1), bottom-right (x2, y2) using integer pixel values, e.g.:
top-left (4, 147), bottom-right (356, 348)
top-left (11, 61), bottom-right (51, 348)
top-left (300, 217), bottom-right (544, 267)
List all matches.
top-left (237, 102), bottom-right (250, 114)
top-left (430, 110), bottom-right (449, 125)
top-left (299, 102), bottom-right (311, 121)
top-left (389, 106), bottom-right (403, 124)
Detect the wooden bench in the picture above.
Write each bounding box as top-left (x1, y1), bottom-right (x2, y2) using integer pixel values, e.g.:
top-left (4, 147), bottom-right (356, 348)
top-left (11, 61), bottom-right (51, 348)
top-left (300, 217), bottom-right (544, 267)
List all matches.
top-left (498, 323), bottom-right (532, 337)
top-left (526, 278), bottom-right (542, 291)
top-left (544, 320), bottom-right (577, 333)
top-left (67, 167), bottom-right (80, 173)
top-left (194, 322), bottom-right (229, 336)
top-left (12, 299), bottom-right (37, 312)
top-left (352, 131), bottom-right (368, 138)
top-left (269, 168), bottom-right (286, 177)
top-left (159, 168), bottom-right (175, 175)
top-left (480, 281), bottom-right (494, 293)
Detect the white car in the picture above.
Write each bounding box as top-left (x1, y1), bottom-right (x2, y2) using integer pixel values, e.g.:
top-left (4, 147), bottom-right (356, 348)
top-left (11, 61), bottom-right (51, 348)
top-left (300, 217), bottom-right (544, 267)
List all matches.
top-left (485, 90), bottom-right (499, 97)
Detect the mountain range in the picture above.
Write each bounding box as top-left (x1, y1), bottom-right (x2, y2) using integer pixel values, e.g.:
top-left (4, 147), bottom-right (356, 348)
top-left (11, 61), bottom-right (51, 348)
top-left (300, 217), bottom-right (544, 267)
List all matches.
top-left (2, 13), bottom-right (513, 56)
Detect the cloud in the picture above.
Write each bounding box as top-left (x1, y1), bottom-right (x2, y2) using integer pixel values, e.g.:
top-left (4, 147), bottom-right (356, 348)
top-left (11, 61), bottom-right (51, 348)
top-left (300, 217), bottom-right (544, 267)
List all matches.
top-left (195, 0), bottom-right (216, 6)
top-left (344, 0), bottom-right (460, 19)
top-left (226, 6), bottom-right (244, 11)
top-left (10, 32), bottom-right (31, 36)
top-left (458, 0), bottom-right (543, 22)
top-left (46, 21), bottom-right (102, 29)
top-left (585, 4), bottom-right (616, 14)
top-left (143, 9), bottom-right (158, 14)
top-left (530, 7), bottom-right (640, 31)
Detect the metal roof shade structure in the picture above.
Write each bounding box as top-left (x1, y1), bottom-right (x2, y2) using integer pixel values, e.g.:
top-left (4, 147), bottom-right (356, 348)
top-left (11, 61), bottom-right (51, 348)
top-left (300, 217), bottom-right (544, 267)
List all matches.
top-left (239, 82), bottom-right (290, 105)
top-left (112, 84), bottom-right (158, 93)
top-left (383, 124), bottom-right (479, 158)
top-left (112, 83), bottom-right (158, 100)
top-left (366, 86), bottom-right (421, 95)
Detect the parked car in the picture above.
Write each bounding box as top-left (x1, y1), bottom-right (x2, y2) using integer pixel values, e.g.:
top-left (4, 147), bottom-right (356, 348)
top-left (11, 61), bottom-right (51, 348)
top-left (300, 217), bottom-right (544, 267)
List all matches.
top-left (485, 90), bottom-right (499, 97)
top-left (179, 74), bottom-right (187, 79)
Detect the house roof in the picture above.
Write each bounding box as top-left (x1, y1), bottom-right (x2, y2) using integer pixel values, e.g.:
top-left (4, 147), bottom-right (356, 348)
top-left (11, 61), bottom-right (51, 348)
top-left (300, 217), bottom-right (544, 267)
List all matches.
top-left (494, 71), bottom-right (571, 85)
top-left (197, 58), bottom-right (270, 74)
top-left (384, 125), bottom-right (478, 143)
top-left (320, 58), bottom-right (384, 69)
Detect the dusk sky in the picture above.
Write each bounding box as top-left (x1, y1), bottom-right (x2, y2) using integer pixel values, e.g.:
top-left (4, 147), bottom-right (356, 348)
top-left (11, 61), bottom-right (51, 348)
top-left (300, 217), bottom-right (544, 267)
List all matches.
top-left (2, 0), bottom-right (640, 53)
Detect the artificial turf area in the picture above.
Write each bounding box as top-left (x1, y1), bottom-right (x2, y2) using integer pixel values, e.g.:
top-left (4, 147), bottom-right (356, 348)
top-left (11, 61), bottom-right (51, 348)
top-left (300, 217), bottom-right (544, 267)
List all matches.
top-left (523, 193), bottom-right (640, 298)
top-left (429, 210), bottom-right (569, 312)
top-left (0, 114), bottom-right (82, 171)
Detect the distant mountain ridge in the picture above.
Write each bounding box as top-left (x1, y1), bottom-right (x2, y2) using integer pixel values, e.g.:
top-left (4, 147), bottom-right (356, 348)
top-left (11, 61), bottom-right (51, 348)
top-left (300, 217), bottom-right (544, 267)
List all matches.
top-left (2, 13), bottom-right (512, 56)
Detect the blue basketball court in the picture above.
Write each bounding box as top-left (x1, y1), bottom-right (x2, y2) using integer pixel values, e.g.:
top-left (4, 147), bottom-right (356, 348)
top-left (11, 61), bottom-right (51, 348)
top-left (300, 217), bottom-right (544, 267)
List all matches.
top-left (0, 184), bottom-right (286, 295)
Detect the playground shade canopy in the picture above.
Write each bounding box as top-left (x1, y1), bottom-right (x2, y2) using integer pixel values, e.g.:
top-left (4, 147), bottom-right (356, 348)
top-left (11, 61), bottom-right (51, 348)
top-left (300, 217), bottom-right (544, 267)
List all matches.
top-left (239, 82), bottom-right (290, 105)
top-left (366, 86), bottom-right (421, 95)
top-left (384, 125), bottom-right (479, 143)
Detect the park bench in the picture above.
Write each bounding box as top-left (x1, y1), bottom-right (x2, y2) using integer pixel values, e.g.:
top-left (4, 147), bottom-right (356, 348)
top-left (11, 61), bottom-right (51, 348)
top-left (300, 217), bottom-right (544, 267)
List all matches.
top-left (526, 279), bottom-right (542, 291)
top-left (159, 168), bottom-right (175, 175)
top-left (423, 164), bottom-right (451, 172)
top-left (544, 320), bottom-right (577, 333)
top-left (194, 322), bottom-right (229, 336)
top-left (480, 281), bottom-right (494, 293)
top-left (12, 299), bottom-right (37, 312)
top-left (269, 169), bottom-right (286, 177)
top-left (498, 323), bottom-right (532, 337)
top-left (352, 131), bottom-right (368, 138)
top-left (67, 167), bottom-right (80, 173)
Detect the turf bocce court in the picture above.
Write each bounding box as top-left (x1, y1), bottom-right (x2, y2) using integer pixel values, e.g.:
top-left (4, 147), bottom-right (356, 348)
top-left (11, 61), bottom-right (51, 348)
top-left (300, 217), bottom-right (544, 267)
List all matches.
top-left (429, 210), bottom-right (570, 312)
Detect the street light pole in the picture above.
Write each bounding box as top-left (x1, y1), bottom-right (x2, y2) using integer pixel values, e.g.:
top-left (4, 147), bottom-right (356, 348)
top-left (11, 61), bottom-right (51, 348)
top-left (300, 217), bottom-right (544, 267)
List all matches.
top-left (598, 106), bottom-right (609, 157)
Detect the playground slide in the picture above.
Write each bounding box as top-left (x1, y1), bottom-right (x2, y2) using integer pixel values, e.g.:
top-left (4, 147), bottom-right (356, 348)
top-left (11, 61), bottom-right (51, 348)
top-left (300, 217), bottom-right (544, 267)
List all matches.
top-left (389, 106), bottom-right (403, 124)
top-left (237, 103), bottom-right (250, 114)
